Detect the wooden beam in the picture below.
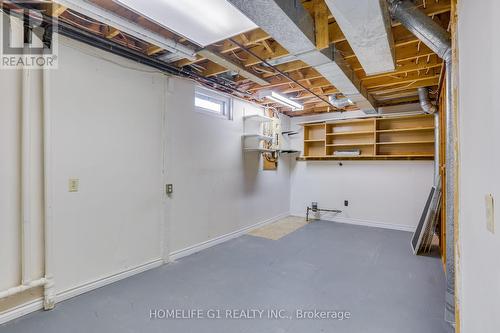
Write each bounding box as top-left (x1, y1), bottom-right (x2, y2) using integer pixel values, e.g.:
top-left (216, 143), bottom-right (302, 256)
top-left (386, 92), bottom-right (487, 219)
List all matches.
top-left (106, 27), bottom-right (120, 39)
top-left (202, 61), bottom-right (228, 77)
top-left (325, 0), bottom-right (451, 45)
top-left (51, 4), bottom-right (67, 17)
top-left (241, 42), bottom-right (289, 67)
top-left (369, 77), bottom-right (440, 94)
top-left (313, 0), bottom-right (329, 49)
top-left (146, 45), bottom-right (163, 56)
top-left (175, 28), bottom-right (271, 67)
top-left (359, 56), bottom-right (442, 80)
top-left (246, 53), bottom-right (441, 92)
top-left (364, 71), bottom-right (439, 90)
top-left (198, 49), bottom-right (270, 85)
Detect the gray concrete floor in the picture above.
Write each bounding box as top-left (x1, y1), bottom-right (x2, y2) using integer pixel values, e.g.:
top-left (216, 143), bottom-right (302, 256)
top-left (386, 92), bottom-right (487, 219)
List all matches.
top-left (1, 221), bottom-right (452, 333)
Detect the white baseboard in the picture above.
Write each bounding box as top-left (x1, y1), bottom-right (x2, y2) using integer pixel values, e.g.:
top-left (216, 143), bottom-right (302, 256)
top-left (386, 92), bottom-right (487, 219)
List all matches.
top-left (0, 299), bottom-right (44, 325)
top-left (55, 259), bottom-right (163, 303)
top-left (169, 212), bottom-right (290, 261)
top-left (292, 213), bottom-right (415, 232)
top-left (0, 259), bottom-right (163, 325)
top-left (1, 213), bottom-right (291, 325)
top-left (332, 217), bottom-right (415, 232)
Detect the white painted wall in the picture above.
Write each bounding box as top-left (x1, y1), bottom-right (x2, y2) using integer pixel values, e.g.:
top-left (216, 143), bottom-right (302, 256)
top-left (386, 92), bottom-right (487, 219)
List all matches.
top-left (0, 36), bottom-right (291, 319)
top-left (49, 39), bottom-right (166, 293)
top-left (458, 1), bottom-right (500, 332)
top-left (288, 114), bottom-right (434, 230)
top-left (164, 78), bottom-right (291, 255)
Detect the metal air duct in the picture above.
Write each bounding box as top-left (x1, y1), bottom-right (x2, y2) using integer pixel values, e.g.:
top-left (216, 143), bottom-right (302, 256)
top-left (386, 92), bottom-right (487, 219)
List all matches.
top-left (387, 0), bottom-right (455, 325)
top-left (418, 87), bottom-right (437, 114)
top-left (323, 0), bottom-right (396, 75)
top-left (227, 0), bottom-right (377, 113)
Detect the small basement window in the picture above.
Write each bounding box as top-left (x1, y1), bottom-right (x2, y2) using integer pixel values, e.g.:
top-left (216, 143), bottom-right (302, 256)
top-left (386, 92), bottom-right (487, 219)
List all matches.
top-left (195, 87), bottom-right (232, 119)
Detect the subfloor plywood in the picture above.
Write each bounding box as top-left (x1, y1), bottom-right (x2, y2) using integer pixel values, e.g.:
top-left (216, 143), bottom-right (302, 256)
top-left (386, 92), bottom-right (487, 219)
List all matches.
top-left (247, 216), bottom-right (307, 240)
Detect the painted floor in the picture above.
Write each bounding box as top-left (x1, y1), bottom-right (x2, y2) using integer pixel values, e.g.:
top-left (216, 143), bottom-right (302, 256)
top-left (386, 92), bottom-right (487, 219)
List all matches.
top-left (1, 221), bottom-right (452, 333)
top-left (247, 215), bottom-right (307, 240)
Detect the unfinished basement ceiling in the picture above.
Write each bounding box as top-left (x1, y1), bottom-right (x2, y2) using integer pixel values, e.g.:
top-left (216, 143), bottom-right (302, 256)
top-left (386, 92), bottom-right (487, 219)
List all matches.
top-left (8, 0), bottom-right (450, 116)
top-left (323, 0), bottom-right (396, 75)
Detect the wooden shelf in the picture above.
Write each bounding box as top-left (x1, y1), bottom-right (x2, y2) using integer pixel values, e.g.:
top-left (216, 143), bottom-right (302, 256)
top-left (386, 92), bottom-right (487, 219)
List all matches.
top-left (297, 155), bottom-right (434, 161)
top-left (300, 114), bottom-right (436, 160)
top-left (242, 134), bottom-right (274, 141)
top-left (304, 139), bottom-right (325, 143)
top-left (243, 114), bottom-right (273, 122)
top-left (326, 143), bottom-right (374, 147)
top-left (325, 118), bottom-right (374, 124)
top-left (244, 148), bottom-right (277, 153)
top-left (376, 141), bottom-right (435, 145)
top-left (376, 127), bottom-right (435, 133)
top-left (327, 131), bottom-right (373, 136)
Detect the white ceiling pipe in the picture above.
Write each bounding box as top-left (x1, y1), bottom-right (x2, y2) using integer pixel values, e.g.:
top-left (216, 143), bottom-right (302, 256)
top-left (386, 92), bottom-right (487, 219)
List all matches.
top-left (324, 0), bottom-right (395, 75)
top-left (56, 0), bottom-right (198, 61)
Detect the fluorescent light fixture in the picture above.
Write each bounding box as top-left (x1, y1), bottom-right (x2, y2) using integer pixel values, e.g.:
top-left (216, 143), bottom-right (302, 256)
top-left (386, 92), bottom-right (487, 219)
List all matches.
top-left (260, 90), bottom-right (303, 111)
top-left (114, 0), bottom-right (258, 47)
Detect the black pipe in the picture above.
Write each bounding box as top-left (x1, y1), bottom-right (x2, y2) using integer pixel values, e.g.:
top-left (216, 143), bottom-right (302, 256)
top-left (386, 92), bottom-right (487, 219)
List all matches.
top-left (56, 21), bottom-right (252, 97)
top-left (1, 3), bottom-right (252, 98)
top-left (229, 38), bottom-right (339, 110)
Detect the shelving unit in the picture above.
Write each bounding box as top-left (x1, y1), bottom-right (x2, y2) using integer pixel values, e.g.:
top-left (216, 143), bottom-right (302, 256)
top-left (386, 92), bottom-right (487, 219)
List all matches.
top-left (299, 114), bottom-right (435, 160)
top-left (243, 114), bottom-right (273, 122)
top-left (242, 134), bottom-right (273, 141)
top-left (325, 118), bottom-right (376, 157)
top-left (243, 113), bottom-right (275, 153)
top-left (303, 123), bottom-right (326, 157)
top-left (244, 148), bottom-right (277, 153)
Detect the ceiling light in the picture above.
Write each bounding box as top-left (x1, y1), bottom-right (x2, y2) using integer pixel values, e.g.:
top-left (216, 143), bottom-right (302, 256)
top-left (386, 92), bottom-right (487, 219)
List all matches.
top-left (114, 0), bottom-right (257, 47)
top-left (260, 91), bottom-right (303, 111)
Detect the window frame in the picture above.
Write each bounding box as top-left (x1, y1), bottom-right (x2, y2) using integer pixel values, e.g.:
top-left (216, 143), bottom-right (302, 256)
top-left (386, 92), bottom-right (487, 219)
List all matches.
top-left (194, 86), bottom-right (233, 120)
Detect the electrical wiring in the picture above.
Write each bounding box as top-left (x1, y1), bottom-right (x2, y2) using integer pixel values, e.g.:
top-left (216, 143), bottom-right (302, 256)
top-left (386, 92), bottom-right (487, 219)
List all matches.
top-left (3, 2), bottom-right (271, 107)
top-left (231, 50), bottom-right (247, 62)
top-left (63, 41), bottom-right (164, 74)
top-left (228, 38), bottom-right (338, 111)
top-left (65, 9), bottom-right (107, 26)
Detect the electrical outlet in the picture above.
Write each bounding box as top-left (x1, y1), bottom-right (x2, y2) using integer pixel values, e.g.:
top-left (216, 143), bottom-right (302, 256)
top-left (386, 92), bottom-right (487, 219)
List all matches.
top-left (486, 194), bottom-right (494, 234)
top-left (68, 178), bottom-right (79, 192)
top-left (166, 184), bottom-right (173, 195)
top-left (344, 200), bottom-right (348, 207)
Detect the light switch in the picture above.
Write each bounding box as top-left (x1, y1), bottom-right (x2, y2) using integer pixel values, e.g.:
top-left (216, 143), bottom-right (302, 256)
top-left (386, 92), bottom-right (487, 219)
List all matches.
top-left (485, 194), bottom-right (494, 234)
top-left (69, 178), bottom-right (79, 192)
